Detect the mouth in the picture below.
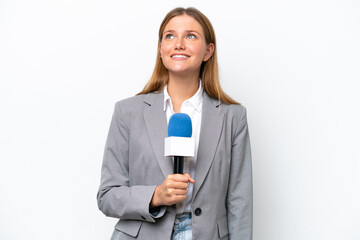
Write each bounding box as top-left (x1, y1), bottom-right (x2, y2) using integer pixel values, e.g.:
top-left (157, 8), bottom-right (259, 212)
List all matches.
top-left (171, 54), bottom-right (190, 59)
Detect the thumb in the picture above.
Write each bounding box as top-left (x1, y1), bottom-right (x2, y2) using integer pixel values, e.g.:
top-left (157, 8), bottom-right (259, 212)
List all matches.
top-left (183, 173), bottom-right (195, 183)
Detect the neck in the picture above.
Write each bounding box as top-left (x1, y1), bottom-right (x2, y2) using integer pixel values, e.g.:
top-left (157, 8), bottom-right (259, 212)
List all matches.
top-left (167, 72), bottom-right (199, 112)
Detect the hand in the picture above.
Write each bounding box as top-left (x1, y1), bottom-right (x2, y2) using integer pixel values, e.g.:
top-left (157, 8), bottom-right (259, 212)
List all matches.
top-left (150, 173), bottom-right (195, 207)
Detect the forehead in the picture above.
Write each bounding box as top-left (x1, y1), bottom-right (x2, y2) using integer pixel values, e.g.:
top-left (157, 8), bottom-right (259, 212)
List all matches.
top-left (164, 14), bottom-right (204, 33)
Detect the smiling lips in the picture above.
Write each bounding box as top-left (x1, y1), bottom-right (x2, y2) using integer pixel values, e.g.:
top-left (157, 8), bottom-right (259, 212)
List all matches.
top-left (171, 54), bottom-right (190, 60)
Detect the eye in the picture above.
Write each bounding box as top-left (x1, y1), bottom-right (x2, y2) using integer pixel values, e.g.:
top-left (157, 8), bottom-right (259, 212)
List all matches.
top-left (165, 34), bottom-right (174, 39)
top-left (187, 34), bottom-right (196, 39)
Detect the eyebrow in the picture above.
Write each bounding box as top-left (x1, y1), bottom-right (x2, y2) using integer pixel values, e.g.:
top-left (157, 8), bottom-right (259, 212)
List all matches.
top-left (163, 30), bottom-right (201, 35)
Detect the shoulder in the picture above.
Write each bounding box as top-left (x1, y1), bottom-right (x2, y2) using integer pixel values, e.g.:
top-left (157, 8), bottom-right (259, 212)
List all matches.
top-left (221, 103), bottom-right (246, 115)
top-left (203, 92), bottom-right (248, 127)
top-left (221, 104), bottom-right (248, 131)
top-left (217, 100), bottom-right (247, 121)
top-left (204, 92), bottom-right (246, 114)
top-left (203, 92), bottom-right (247, 120)
top-left (114, 92), bottom-right (162, 112)
top-left (114, 94), bottom-right (144, 110)
top-left (218, 103), bottom-right (249, 139)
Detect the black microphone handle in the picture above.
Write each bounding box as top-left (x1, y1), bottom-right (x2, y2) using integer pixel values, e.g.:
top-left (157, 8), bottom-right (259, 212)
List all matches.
top-left (174, 156), bottom-right (184, 174)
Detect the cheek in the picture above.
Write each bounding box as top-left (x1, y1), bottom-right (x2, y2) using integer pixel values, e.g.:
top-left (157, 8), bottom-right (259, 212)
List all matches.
top-left (192, 42), bottom-right (206, 52)
top-left (160, 43), bottom-right (171, 54)
top-left (189, 45), bottom-right (207, 59)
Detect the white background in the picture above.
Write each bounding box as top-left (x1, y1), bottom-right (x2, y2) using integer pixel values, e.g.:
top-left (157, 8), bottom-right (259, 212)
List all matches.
top-left (1, 0), bottom-right (359, 239)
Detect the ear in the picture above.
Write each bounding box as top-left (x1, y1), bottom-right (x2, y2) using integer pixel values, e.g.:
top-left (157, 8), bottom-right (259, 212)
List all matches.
top-left (158, 43), bottom-right (162, 58)
top-left (203, 43), bottom-right (215, 62)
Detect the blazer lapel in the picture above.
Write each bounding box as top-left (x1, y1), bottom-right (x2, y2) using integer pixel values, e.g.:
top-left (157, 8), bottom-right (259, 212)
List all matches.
top-left (193, 93), bottom-right (224, 199)
top-left (143, 92), bottom-right (173, 179)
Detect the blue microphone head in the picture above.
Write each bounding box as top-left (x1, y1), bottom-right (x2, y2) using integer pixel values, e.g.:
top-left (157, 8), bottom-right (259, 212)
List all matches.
top-left (168, 113), bottom-right (192, 137)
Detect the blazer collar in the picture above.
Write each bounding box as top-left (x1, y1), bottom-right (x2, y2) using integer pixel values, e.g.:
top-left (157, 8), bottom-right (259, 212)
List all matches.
top-left (143, 91), bottom-right (173, 179)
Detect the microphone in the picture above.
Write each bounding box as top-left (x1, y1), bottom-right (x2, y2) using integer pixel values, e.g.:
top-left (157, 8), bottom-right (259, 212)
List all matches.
top-left (164, 113), bottom-right (195, 174)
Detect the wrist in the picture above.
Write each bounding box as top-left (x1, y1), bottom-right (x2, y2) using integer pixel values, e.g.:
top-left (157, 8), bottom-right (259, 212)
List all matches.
top-left (150, 185), bottom-right (161, 208)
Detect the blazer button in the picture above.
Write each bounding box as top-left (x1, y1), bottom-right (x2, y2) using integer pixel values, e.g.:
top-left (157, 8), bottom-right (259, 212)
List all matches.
top-left (194, 208), bottom-right (202, 216)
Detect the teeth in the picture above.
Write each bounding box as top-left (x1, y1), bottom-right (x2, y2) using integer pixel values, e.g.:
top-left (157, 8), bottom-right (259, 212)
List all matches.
top-left (172, 55), bottom-right (189, 58)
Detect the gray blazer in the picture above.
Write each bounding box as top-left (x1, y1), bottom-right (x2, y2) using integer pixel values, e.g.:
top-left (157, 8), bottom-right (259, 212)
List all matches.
top-left (97, 91), bottom-right (252, 240)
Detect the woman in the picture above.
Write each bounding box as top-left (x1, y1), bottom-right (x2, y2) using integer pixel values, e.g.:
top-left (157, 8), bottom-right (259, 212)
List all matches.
top-left (97, 7), bottom-right (252, 240)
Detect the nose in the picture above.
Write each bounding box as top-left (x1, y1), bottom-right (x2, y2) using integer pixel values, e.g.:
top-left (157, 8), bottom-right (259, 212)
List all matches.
top-left (175, 38), bottom-right (185, 50)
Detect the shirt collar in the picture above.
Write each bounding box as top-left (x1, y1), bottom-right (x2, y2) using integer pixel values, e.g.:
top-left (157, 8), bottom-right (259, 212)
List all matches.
top-left (163, 79), bottom-right (203, 112)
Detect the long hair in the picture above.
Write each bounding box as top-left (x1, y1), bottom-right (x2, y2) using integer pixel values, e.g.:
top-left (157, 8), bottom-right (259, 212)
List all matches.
top-left (137, 7), bottom-right (239, 105)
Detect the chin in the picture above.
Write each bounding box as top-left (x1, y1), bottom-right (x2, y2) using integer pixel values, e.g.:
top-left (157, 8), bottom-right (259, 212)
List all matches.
top-left (168, 66), bottom-right (199, 75)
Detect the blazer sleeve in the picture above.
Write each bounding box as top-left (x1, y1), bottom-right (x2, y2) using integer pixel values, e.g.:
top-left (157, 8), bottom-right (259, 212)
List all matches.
top-left (227, 107), bottom-right (253, 239)
top-left (97, 102), bottom-right (165, 222)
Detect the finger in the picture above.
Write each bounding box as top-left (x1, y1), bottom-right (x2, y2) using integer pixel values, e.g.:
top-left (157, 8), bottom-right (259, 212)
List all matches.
top-left (162, 194), bottom-right (187, 206)
top-left (183, 173), bottom-right (195, 183)
top-left (172, 195), bottom-right (187, 203)
top-left (167, 174), bottom-right (191, 183)
top-left (172, 189), bottom-right (187, 196)
top-left (166, 181), bottom-right (188, 190)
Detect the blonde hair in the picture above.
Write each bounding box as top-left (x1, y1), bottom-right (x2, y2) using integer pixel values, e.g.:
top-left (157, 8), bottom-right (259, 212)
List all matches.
top-left (137, 7), bottom-right (239, 105)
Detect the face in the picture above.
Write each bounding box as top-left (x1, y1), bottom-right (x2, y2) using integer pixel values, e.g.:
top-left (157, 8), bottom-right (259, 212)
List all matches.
top-left (159, 14), bottom-right (214, 78)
